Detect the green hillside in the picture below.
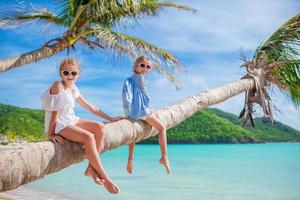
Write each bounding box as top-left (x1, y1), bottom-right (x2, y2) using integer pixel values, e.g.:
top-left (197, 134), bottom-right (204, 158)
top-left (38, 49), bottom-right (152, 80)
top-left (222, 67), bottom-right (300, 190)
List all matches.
top-left (141, 109), bottom-right (257, 144)
top-left (142, 108), bottom-right (300, 144)
top-left (206, 108), bottom-right (300, 142)
top-left (0, 103), bottom-right (299, 143)
top-left (0, 103), bottom-right (46, 141)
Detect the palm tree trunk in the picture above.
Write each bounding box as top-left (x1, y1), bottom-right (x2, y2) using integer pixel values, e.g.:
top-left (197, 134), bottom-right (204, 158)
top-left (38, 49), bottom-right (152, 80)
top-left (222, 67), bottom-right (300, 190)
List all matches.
top-left (0, 78), bottom-right (254, 192)
top-left (0, 39), bottom-right (69, 72)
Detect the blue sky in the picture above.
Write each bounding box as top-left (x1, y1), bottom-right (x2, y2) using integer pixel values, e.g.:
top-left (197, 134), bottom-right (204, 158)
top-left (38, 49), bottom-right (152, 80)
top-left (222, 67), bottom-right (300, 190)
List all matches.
top-left (0, 0), bottom-right (299, 130)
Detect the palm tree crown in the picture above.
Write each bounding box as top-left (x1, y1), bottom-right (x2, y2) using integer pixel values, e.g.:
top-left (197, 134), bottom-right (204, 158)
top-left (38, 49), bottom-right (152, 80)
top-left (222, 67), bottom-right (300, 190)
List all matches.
top-left (252, 13), bottom-right (300, 105)
top-left (0, 0), bottom-right (196, 86)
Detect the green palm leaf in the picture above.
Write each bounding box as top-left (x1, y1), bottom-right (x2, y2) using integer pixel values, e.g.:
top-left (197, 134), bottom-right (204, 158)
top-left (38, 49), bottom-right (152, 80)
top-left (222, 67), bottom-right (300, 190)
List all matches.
top-left (0, 4), bottom-right (66, 29)
top-left (56, 0), bottom-right (195, 29)
top-left (253, 13), bottom-right (300, 105)
top-left (79, 27), bottom-right (183, 84)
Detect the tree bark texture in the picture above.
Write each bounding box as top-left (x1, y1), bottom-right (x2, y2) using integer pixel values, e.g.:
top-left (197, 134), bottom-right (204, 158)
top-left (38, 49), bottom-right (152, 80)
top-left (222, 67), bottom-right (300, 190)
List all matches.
top-left (0, 40), bottom-right (69, 73)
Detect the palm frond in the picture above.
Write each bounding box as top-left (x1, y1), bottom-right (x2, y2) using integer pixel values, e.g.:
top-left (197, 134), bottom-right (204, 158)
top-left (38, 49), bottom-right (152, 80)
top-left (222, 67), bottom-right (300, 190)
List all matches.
top-left (55, 0), bottom-right (196, 29)
top-left (153, 61), bottom-right (182, 89)
top-left (78, 27), bottom-right (182, 86)
top-left (94, 28), bottom-right (182, 68)
top-left (252, 13), bottom-right (300, 105)
top-left (69, 5), bottom-right (87, 32)
top-left (55, 0), bottom-right (88, 26)
top-left (0, 2), bottom-right (66, 29)
top-left (150, 2), bottom-right (197, 13)
top-left (88, 1), bottom-right (196, 28)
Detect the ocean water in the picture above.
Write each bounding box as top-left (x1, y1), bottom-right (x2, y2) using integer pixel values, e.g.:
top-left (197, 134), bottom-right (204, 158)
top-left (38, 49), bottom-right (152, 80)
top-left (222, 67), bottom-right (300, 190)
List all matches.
top-left (6, 143), bottom-right (300, 200)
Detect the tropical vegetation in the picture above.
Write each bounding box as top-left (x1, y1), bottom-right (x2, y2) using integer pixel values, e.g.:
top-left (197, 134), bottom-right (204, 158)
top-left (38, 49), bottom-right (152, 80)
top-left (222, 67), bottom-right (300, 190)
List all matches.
top-left (1, 103), bottom-right (299, 144)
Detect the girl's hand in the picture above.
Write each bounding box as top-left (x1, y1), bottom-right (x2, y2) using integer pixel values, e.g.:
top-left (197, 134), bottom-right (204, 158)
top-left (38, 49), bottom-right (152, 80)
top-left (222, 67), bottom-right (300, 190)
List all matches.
top-left (109, 117), bottom-right (125, 122)
top-left (49, 135), bottom-right (64, 144)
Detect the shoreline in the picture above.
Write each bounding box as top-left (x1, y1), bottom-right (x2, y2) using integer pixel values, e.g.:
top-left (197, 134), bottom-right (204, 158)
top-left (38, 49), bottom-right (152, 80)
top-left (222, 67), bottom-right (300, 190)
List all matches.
top-left (2, 185), bottom-right (72, 200)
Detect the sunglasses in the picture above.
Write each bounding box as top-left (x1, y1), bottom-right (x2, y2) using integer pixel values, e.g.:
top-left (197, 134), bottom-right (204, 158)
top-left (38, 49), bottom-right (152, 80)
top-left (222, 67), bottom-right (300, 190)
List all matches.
top-left (62, 70), bottom-right (78, 77)
top-left (140, 63), bottom-right (151, 69)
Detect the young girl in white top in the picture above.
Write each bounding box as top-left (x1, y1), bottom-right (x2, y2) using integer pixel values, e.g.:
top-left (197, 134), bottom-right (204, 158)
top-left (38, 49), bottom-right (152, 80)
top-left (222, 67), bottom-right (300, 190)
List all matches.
top-left (41, 57), bottom-right (120, 194)
top-left (122, 56), bottom-right (171, 174)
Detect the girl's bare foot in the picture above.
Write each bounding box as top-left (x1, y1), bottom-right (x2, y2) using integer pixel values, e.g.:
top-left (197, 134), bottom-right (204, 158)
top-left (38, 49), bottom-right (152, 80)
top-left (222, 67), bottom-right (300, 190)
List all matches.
top-left (126, 159), bottom-right (133, 174)
top-left (103, 179), bottom-right (119, 194)
top-left (159, 157), bottom-right (171, 174)
top-left (84, 166), bottom-right (105, 185)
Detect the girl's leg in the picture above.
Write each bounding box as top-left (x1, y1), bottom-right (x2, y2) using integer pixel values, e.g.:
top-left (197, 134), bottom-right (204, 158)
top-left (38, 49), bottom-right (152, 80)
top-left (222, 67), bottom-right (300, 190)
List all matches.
top-left (127, 143), bottom-right (135, 174)
top-left (76, 119), bottom-right (105, 184)
top-left (59, 125), bottom-right (119, 194)
top-left (145, 114), bottom-right (171, 174)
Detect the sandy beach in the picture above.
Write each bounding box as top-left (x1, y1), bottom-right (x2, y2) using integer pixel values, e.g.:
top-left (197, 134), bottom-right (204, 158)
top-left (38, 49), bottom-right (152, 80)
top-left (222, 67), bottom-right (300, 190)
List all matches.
top-left (3, 187), bottom-right (71, 200)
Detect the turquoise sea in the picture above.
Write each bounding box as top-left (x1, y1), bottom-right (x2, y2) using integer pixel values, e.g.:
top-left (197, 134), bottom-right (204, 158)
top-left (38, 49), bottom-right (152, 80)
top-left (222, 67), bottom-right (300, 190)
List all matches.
top-left (6, 143), bottom-right (300, 200)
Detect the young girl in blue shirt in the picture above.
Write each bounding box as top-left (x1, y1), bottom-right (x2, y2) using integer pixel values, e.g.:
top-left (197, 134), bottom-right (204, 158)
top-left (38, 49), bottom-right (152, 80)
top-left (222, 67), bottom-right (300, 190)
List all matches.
top-left (122, 56), bottom-right (171, 174)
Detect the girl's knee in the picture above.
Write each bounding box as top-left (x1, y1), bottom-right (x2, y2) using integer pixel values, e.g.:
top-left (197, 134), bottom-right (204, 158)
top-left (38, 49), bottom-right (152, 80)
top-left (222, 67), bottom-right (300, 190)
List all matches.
top-left (94, 122), bottom-right (105, 139)
top-left (83, 132), bottom-right (94, 144)
top-left (157, 125), bottom-right (166, 133)
top-left (95, 122), bottom-right (105, 131)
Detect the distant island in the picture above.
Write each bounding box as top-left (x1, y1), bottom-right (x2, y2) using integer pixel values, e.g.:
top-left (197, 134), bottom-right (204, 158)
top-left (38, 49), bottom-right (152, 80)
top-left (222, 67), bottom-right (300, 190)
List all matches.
top-left (0, 103), bottom-right (299, 144)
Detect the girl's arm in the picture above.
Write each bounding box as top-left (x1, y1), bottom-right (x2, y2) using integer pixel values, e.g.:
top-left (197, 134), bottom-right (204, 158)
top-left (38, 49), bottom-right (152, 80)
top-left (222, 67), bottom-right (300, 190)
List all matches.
top-left (47, 111), bottom-right (64, 144)
top-left (47, 82), bottom-right (64, 144)
top-left (76, 95), bottom-right (122, 122)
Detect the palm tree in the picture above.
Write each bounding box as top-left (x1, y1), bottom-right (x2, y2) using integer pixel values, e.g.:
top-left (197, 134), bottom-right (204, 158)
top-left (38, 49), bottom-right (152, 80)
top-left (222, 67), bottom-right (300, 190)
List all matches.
top-left (237, 13), bottom-right (300, 127)
top-left (1, 12), bottom-right (299, 192)
top-left (0, 0), bottom-right (195, 86)
top-left (252, 13), bottom-right (300, 105)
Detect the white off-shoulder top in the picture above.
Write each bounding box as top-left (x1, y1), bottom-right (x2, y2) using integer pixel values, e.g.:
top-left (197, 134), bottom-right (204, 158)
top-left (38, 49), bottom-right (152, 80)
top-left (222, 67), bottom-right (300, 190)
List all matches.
top-left (40, 81), bottom-right (81, 134)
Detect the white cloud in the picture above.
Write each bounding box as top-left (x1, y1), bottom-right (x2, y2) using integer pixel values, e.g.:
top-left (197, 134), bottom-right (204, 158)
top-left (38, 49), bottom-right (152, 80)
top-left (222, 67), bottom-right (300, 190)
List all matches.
top-left (132, 0), bottom-right (300, 53)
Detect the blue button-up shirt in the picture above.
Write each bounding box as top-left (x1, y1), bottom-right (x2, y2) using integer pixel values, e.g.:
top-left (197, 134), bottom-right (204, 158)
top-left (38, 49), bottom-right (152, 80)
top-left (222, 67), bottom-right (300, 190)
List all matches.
top-left (122, 74), bottom-right (151, 120)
